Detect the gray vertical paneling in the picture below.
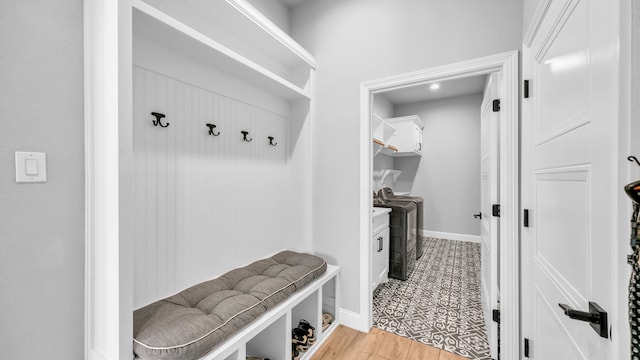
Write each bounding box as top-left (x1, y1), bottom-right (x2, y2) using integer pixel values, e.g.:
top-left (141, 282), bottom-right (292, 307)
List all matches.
top-left (133, 67), bottom-right (288, 307)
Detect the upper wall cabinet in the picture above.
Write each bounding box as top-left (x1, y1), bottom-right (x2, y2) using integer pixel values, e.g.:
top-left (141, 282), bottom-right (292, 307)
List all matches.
top-left (386, 115), bottom-right (424, 157)
top-left (133, 0), bottom-right (316, 101)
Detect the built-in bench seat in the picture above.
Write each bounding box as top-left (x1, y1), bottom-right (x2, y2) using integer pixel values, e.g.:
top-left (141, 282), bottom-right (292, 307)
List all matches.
top-left (133, 251), bottom-right (327, 360)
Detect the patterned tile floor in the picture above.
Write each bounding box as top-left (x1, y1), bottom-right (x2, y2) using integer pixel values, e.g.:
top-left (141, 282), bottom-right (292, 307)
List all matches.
top-left (373, 237), bottom-right (491, 360)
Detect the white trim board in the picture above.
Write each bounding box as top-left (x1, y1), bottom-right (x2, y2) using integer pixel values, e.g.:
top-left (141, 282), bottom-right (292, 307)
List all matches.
top-left (359, 50), bottom-right (520, 359)
top-left (422, 230), bottom-right (481, 244)
top-left (338, 307), bottom-right (363, 331)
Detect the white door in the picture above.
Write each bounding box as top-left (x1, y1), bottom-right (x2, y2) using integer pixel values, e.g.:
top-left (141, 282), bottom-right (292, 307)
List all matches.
top-left (480, 72), bottom-right (500, 359)
top-left (521, 0), bottom-right (619, 358)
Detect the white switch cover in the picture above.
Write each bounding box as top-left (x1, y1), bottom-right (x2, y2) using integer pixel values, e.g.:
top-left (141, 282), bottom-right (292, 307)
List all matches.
top-left (15, 151), bottom-right (47, 183)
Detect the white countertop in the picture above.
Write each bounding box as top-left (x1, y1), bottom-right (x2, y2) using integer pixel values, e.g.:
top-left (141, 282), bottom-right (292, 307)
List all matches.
top-left (372, 207), bottom-right (392, 218)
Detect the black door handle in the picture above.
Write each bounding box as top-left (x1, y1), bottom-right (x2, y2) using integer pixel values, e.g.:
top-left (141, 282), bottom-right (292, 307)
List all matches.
top-left (377, 237), bottom-right (383, 252)
top-left (473, 212), bottom-right (482, 219)
top-left (558, 302), bottom-right (608, 338)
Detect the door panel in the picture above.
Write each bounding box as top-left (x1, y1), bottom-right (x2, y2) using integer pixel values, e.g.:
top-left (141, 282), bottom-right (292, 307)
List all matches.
top-left (535, 288), bottom-right (588, 359)
top-left (522, 0), bottom-right (617, 358)
top-left (535, 167), bottom-right (590, 301)
top-left (480, 73), bottom-right (500, 358)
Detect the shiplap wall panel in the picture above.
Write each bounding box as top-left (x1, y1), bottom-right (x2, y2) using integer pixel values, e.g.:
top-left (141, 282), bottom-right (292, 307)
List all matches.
top-left (133, 66), bottom-right (290, 308)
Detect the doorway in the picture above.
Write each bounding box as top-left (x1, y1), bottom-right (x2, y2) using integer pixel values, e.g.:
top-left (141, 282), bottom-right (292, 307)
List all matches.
top-left (359, 51), bottom-right (520, 360)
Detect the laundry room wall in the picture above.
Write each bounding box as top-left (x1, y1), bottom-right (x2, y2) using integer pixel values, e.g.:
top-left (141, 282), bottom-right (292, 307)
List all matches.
top-left (373, 94), bottom-right (396, 191)
top-left (0, 0), bottom-right (84, 359)
top-left (395, 93), bottom-right (483, 237)
top-left (291, 0), bottom-right (522, 317)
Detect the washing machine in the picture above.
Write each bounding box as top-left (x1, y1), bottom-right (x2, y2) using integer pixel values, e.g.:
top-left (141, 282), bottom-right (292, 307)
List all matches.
top-left (377, 187), bottom-right (424, 259)
top-left (373, 195), bottom-right (417, 281)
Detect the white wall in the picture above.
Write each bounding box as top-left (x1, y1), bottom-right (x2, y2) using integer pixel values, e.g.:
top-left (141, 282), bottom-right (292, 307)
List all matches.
top-left (0, 0), bottom-right (84, 358)
top-left (132, 28), bottom-right (311, 307)
top-left (394, 94), bottom-right (482, 237)
top-left (372, 94), bottom-right (396, 191)
top-left (246, 0), bottom-right (291, 33)
top-left (522, 0), bottom-right (540, 34)
top-left (291, 0), bottom-right (522, 315)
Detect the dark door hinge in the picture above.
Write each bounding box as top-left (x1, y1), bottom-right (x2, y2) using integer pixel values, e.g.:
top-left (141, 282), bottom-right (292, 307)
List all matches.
top-left (524, 338), bottom-right (530, 357)
top-left (492, 204), bottom-right (501, 217)
top-left (524, 80), bottom-right (530, 98)
top-left (492, 99), bottom-right (501, 112)
top-left (492, 309), bottom-right (500, 323)
top-left (523, 209), bottom-right (530, 227)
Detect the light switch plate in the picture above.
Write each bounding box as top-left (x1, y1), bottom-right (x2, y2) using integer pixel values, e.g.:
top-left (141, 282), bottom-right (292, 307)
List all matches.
top-left (15, 151), bottom-right (47, 183)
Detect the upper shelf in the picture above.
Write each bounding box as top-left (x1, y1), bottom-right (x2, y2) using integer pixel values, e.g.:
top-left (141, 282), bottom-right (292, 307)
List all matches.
top-left (132, 0), bottom-right (313, 101)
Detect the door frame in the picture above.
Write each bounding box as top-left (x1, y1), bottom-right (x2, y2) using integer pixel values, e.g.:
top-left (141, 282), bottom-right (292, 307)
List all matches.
top-left (358, 50), bottom-right (520, 359)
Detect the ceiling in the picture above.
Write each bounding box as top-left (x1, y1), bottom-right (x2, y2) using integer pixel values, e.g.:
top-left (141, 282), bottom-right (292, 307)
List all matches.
top-left (280, 0), bottom-right (316, 7)
top-left (380, 75), bottom-right (487, 106)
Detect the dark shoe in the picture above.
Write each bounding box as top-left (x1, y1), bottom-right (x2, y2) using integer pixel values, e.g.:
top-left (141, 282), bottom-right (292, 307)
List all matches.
top-left (297, 319), bottom-right (316, 344)
top-left (292, 327), bottom-right (309, 352)
top-left (291, 342), bottom-right (300, 360)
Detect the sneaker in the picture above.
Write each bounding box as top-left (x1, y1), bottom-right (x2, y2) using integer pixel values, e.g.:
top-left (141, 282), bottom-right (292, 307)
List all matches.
top-left (291, 342), bottom-right (300, 360)
top-left (297, 319), bottom-right (316, 344)
top-left (292, 327), bottom-right (309, 352)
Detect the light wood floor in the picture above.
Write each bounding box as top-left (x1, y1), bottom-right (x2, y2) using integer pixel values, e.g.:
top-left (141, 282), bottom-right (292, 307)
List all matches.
top-left (310, 326), bottom-right (469, 360)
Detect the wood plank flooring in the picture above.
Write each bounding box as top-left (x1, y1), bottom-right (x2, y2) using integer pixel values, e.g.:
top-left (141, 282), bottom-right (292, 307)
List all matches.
top-left (310, 326), bottom-right (469, 360)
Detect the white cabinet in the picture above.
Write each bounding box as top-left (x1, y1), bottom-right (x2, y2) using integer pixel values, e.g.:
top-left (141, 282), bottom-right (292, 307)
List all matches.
top-left (387, 115), bottom-right (424, 157)
top-left (372, 207), bottom-right (391, 292)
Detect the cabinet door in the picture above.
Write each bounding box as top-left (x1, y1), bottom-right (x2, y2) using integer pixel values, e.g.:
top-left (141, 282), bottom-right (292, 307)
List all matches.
top-left (414, 124), bottom-right (422, 154)
top-left (372, 227), bottom-right (390, 291)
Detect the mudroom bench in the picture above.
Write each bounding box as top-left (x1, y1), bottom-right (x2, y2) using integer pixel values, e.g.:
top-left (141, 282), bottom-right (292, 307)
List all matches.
top-left (133, 251), bottom-right (340, 360)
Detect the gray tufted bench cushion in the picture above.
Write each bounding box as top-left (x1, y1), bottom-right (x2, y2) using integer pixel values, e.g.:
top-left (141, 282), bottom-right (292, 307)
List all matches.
top-left (133, 250), bottom-right (327, 360)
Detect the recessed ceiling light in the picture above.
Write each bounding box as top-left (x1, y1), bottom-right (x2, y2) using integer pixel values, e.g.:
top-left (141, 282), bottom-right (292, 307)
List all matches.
top-left (430, 83), bottom-right (440, 90)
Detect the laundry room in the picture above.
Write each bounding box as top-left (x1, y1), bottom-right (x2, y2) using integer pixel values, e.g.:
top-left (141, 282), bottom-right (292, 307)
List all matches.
top-left (370, 74), bottom-right (500, 359)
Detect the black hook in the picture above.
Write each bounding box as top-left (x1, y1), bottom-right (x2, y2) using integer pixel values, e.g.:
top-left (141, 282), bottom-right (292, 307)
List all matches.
top-left (629, 156), bottom-right (640, 167)
top-left (206, 123), bottom-right (220, 136)
top-left (268, 136), bottom-right (277, 146)
top-left (151, 112), bottom-right (169, 128)
top-left (241, 131), bottom-right (253, 142)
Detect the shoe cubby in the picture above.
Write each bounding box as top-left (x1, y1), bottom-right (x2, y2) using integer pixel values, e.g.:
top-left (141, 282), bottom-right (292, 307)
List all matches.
top-left (321, 275), bottom-right (338, 336)
top-left (292, 289), bottom-right (320, 334)
top-left (246, 315), bottom-right (288, 360)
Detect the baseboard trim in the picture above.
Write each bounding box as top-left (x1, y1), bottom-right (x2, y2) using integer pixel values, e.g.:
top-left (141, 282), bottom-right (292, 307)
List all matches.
top-left (422, 230), bottom-right (481, 243)
top-left (339, 308), bottom-right (368, 332)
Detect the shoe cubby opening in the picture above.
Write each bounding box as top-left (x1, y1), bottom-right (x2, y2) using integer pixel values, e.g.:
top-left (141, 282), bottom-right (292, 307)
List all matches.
top-left (246, 314), bottom-right (288, 360)
top-left (291, 289), bottom-right (320, 333)
top-left (321, 276), bottom-right (337, 335)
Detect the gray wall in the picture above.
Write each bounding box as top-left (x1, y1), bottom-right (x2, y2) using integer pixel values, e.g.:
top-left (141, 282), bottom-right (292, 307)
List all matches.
top-left (373, 94), bottom-right (396, 190)
top-left (246, 0), bottom-right (291, 33)
top-left (395, 94), bottom-right (482, 236)
top-left (291, 0), bottom-right (522, 313)
top-left (522, 0), bottom-right (539, 34)
top-left (0, 1), bottom-right (84, 358)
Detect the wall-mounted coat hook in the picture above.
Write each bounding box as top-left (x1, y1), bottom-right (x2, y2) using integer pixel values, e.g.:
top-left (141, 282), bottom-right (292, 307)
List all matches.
top-left (268, 136), bottom-right (277, 146)
top-left (151, 112), bottom-right (170, 128)
top-left (629, 156), bottom-right (640, 167)
top-left (241, 131), bottom-right (253, 142)
top-left (206, 123), bottom-right (220, 136)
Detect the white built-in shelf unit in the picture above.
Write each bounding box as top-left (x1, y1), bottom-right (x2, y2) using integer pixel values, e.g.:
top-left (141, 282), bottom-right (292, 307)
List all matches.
top-left (133, 0), bottom-right (316, 101)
